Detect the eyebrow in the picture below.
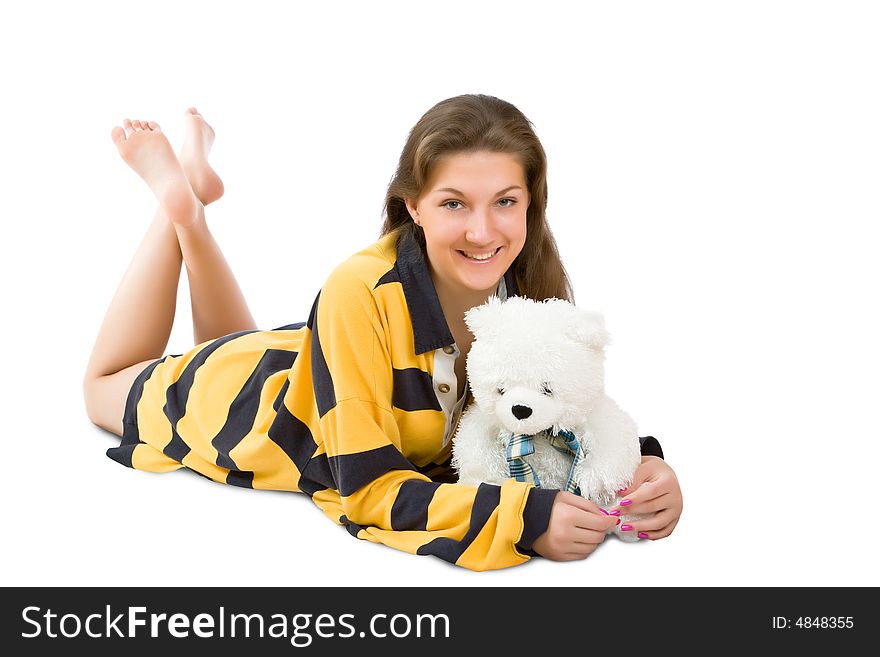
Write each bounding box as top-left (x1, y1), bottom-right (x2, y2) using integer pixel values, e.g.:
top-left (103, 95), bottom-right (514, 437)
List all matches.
top-left (433, 185), bottom-right (523, 197)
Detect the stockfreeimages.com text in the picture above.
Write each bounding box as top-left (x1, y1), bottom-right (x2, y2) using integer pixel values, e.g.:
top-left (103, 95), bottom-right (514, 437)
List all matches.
top-left (21, 605), bottom-right (450, 646)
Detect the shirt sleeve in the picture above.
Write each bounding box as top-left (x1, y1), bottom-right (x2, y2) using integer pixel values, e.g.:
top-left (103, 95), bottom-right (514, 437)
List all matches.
top-left (639, 435), bottom-right (664, 459)
top-left (302, 263), bottom-right (553, 571)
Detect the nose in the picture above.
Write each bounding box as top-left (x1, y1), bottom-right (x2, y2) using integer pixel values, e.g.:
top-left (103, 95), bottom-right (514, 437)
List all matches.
top-left (465, 208), bottom-right (495, 245)
top-left (511, 405), bottom-right (532, 420)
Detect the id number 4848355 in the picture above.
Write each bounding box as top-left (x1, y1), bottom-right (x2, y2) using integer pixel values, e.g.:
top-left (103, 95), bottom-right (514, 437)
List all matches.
top-left (772, 616), bottom-right (854, 629)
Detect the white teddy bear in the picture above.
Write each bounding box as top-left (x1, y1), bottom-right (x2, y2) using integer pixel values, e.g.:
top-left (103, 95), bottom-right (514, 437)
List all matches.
top-left (451, 295), bottom-right (648, 542)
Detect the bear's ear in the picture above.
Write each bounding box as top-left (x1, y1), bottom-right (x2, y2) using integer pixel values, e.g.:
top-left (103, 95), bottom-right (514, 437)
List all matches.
top-left (566, 309), bottom-right (610, 350)
top-left (464, 295), bottom-right (505, 338)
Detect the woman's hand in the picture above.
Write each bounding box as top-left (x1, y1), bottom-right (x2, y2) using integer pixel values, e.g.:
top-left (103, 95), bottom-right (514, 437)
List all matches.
top-left (612, 456), bottom-right (683, 540)
top-left (532, 491), bottom-right (619, 561)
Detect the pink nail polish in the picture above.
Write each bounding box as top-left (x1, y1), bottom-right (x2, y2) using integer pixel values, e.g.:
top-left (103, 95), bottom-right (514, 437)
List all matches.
top-left (617, 488), bottom-right (628, 494)
top-left (620, 499), bottom-right (632, 506)
top-left (638, 532), bottom-right (650, 539)
top-left (599, 508), bottom-right (610, 516)
top-left (608, 509), bottom-right (621, 516)
top-left (621, 524), bottom-right (633, 531)
top-left (616, 518), bottom-right (621, 525)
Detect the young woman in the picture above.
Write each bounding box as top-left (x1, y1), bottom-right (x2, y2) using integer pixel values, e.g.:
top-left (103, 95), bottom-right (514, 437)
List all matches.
top-left (84, 95), bottom-right (682, 571)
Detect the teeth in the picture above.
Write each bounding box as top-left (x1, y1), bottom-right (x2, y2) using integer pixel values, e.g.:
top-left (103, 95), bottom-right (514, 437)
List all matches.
top-left (462, 248), bottom-right (498, 261)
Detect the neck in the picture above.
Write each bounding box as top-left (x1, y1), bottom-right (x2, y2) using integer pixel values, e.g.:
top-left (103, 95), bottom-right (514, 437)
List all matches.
top-left (431, 274), bottom-right (500, 330)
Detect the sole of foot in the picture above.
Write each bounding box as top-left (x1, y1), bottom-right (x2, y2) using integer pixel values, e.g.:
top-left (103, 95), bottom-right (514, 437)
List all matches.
top-left (111, 119), bottom-right (198, 227)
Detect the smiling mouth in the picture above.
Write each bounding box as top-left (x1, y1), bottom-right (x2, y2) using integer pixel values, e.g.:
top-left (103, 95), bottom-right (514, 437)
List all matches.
top-left (457, 246), bottom-right (502, 262)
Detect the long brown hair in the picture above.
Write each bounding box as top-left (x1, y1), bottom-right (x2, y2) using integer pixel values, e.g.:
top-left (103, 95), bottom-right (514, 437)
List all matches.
top-left (380, 94), bottom-right (574, 303)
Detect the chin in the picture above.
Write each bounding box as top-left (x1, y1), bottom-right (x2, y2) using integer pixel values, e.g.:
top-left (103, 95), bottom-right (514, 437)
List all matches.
top-left (458, 273), bottom-right (505, 294)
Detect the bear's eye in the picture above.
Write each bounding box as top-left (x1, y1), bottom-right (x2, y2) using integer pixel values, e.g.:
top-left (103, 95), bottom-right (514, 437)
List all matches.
top-left (496, 387), bottom-right (505, 395)
top-left (541, 383), bottom-right (553, 396)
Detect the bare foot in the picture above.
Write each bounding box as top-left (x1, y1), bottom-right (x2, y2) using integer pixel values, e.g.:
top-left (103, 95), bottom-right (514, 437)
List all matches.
top-left (111, 119), bottom-right (198, 227)
top-left (178, 107), bottom-right (224, 206)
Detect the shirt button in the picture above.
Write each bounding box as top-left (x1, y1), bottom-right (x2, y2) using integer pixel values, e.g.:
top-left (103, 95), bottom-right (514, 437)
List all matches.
top-left (438, 383), bottom-right (450, 394)
top-left (442, 345), bottom-right (455, 354)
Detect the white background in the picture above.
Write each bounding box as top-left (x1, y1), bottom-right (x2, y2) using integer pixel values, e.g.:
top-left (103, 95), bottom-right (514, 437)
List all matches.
top-left (2, 1), bottom-right (878, 587)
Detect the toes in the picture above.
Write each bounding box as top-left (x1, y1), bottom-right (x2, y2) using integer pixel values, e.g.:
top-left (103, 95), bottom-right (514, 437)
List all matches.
top-left (186, 107), bottom-right (199, 116)
top-left (120, 117), bottom-right (161, 134)
top-left (110, 126), bottom-right (126, 146)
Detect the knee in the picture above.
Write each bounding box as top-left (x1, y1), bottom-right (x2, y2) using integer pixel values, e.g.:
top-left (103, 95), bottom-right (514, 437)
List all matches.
top-left (82, 375), bottom-right (103, 428)
top-left (82, 375), bottom-right (123, 436)
top-left (83, 360), bottom-right (154, 437)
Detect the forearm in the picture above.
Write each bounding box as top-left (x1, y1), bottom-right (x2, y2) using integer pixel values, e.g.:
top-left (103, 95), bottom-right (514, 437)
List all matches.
top-left (316, 472), bottom-right (553, 571)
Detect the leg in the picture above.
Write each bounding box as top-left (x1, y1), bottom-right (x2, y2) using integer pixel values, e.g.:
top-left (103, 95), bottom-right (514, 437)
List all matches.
top-left (176, 205), bottom-right (257, 345)
top-left (84, 112), bottom-right (254, 436)
top-left (83, 206), bottom-right (182, 435)
top-left (177, 108), bottom-right (255, 345)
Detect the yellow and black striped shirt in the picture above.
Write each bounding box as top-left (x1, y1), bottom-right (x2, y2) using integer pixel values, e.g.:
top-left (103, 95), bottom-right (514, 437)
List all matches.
top-left (109, 230), bottom-right (662, 571)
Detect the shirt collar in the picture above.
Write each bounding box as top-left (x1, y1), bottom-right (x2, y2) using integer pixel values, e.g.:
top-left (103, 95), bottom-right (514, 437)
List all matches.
top-left (395, 230), bottom-right (520, 355)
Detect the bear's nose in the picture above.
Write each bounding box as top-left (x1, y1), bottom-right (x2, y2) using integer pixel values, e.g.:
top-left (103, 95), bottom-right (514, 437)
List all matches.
top-left (511, 405), bottom-right (532, 420)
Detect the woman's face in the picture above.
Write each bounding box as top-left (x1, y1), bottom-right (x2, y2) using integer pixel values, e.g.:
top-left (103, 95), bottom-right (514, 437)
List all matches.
top-left (406, 150), bottom-right (529, 298)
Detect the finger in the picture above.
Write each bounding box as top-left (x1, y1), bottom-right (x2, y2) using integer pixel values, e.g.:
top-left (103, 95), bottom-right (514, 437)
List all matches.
top-left (614, 480), bottom-right (641, 501)
top-left (616, 456), bottom-right (663, 495)
top-left (569, 508), bottom-right (619, 533)
top-left (558, 491), bottom-right (607, 515)
top-left (635, 516), bottom-right (679, 540)
top-left (613, 481), bottom-right (667, 512)
top-left (620, 508), bottom-right (677, 534)
top-left (614, 485), bottom-right (633, 499)
top-left (570, 526), bottom-right (610, 545)
top-left (615, 473), bottom-right (648, 499)
top-left (616, 492), bottom-right (672, 516)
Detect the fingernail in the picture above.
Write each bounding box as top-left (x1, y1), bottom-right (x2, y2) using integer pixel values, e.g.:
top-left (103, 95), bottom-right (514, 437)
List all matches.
top-left (599, 508), bottom-right (610, 516)
top-left (619, 499), bottom-right (632, 506)
top-left (616, 518), bottom-right (621, 525)
top-left (621, 524), bottom-right (633, 531)
top-left (638, 532), bottom-right (650, 539)
top-left (608, 509), bottom-right (621, 516)
top-left (616, 488), bottom-right (627, 494)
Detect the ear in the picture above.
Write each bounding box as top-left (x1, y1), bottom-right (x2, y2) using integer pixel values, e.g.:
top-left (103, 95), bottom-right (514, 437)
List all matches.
top-left (404, 197), bottom-right (419, 220)
top-left (464, 295), bottom-right (505, 339)
top-left (566, 308), bottom-right (610, 350)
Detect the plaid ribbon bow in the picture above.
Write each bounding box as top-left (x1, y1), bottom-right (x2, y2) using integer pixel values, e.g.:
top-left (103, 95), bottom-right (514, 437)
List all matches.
top-left (504, 429), bottom-right (585, 495)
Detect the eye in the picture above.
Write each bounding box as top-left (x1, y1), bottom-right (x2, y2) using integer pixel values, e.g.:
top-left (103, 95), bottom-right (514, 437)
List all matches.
top-left (498, 198), bottom-right (517, 208)
top-left (442, 200), bottom-right (463, 210)
top-left (496, 387), bottom-right (505, 395)
top-left (541, 383), bottom-right (553, 396)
